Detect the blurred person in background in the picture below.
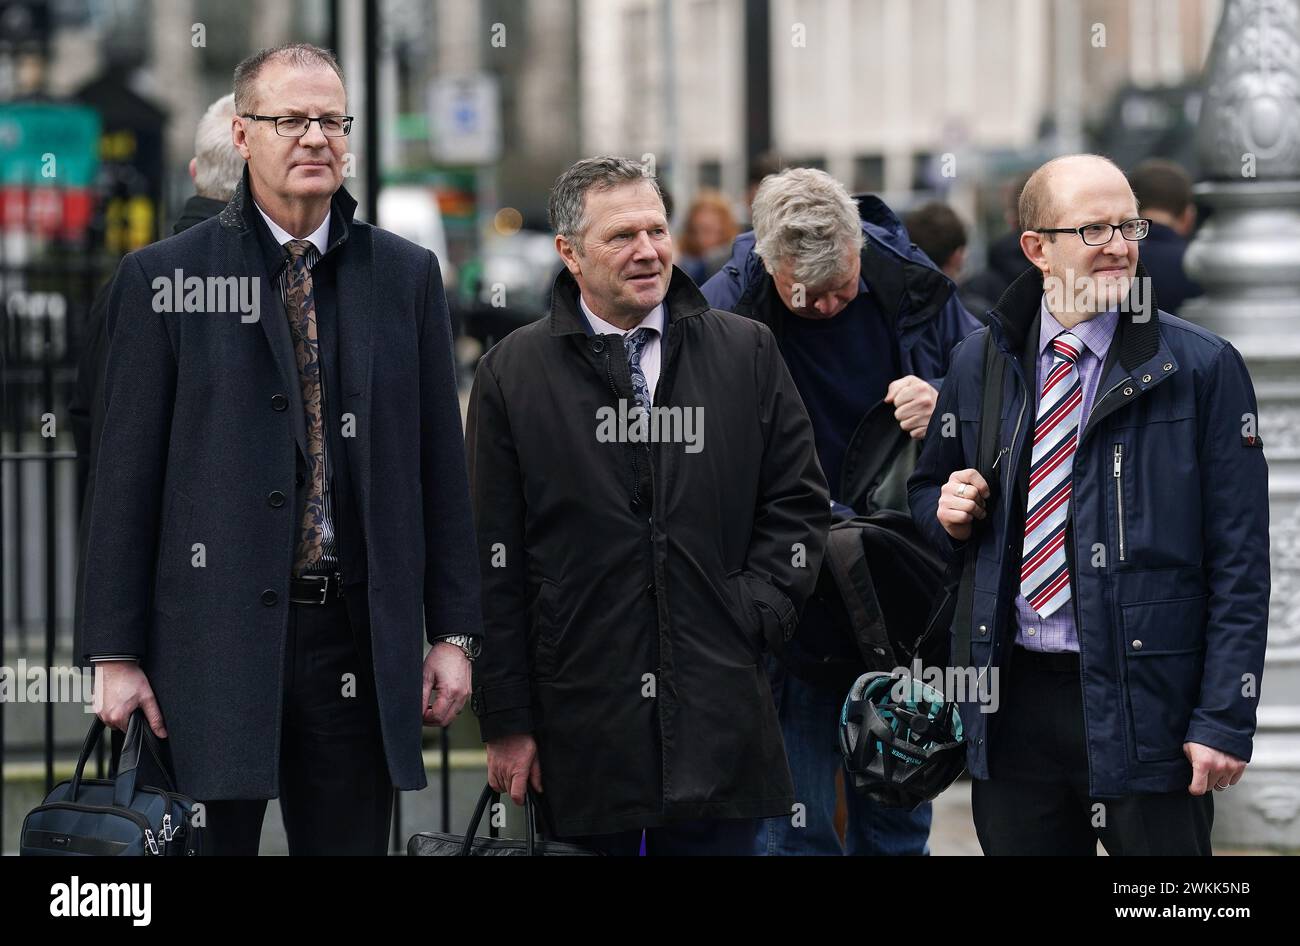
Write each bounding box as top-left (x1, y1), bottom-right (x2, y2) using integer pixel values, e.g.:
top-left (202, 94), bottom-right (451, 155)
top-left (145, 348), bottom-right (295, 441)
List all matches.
top-left (703, 167), bottom-right (978, 856)
top-left (676, 189), bottom-right (739, 285)
top-left (904, 200), bottom-right (969, 283)
top-left (1128, 158), bottom-right (1203, 315)
top-left (961, 171), bottom-right (1033, 318)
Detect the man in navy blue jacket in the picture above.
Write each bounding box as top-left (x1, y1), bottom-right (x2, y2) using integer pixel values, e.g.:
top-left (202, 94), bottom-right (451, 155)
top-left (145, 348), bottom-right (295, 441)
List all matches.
top-left (703, 168), bottom-right (977, 855)
top-left (908, 154), bottom-right (1269, 855)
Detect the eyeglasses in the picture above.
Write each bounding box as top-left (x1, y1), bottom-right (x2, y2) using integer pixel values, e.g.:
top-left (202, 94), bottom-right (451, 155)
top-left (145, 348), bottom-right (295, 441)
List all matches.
top-left (241, 114), bottom-right (354, 137)
top-left (1034, 218), bottom-right (1151, 246)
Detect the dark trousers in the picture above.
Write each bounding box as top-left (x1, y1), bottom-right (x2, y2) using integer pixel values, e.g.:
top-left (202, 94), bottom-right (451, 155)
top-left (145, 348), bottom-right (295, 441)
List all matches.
top-left (971, 645), bottom-right (1213, 856)
top-left (203, 593), bottom-right (393, 855)
top-left (566, 818), bottom-right (761, 856)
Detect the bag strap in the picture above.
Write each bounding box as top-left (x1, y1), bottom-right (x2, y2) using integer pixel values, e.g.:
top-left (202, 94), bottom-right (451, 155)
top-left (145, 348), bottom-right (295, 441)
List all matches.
top-left (69, 718), bottom-right (107, 803)
top-left (823, 525), bottom-right (897, 670)
top-left (951, 331), bottom-right (1006, 667)
top-left (459, 784), bottom-right (547, 856)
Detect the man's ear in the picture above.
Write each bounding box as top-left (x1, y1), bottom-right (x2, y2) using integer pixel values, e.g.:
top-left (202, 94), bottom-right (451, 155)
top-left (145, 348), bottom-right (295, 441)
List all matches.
top-left (188, 158), bottom-right (197, 182)
top-left (232, 117), bottom-right (252, 161)
top-left (555, 234), bottom-right (582, 276)
top-left (1019, 230), bottom-right (1050, 274)
top-left (1178, 204), bottom-right (1197, 237)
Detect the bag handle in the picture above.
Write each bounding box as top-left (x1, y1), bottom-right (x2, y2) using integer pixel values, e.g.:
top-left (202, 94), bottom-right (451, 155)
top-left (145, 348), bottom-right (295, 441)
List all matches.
top-left (458, 783), bottom-right (556, 855)
top-left (68, 718), bottom-right (108, 803)
top-left (113, 710), bottom-right (177, 808)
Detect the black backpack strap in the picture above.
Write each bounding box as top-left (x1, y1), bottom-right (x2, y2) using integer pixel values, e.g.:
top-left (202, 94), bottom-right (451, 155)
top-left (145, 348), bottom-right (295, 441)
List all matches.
top-left (824, 524), bottom-right (897, 671)
top-left (951, 331), bottom-right (1005, 667)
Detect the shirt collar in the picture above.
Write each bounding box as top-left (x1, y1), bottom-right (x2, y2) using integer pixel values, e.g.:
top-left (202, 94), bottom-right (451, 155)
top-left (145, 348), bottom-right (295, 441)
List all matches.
top-left (579, 295), bottom-right (666, 338)
top-left (1038, 295), bottom-right (1119, 361)
top-left (254, 200), bottom-right (331, 257)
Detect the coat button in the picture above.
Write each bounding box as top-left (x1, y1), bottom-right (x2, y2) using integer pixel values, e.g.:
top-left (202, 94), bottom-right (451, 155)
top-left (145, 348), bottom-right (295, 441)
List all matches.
top-left (271, 394), bottom-right (288, 411)
top-left (978, 624), bottom-right (988, 636)
top-left (1123, 386), bottom-right (1134, 396)
top-left (1141, 373), bottom-right (1152, 383)
top-left (1131, 639), bottom-right (1143, 651)
top-left (268, 490), bottom-right (285, 508)
top-left (591, 339), bottom-right (606, 353)
top-left (261, 590), bottom-right (278, 606)
top-left (1163, 362), bottom-right (1173, 371)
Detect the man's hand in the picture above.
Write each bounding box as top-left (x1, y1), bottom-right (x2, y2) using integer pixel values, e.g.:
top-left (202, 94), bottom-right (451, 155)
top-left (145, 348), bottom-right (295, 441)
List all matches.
top-left (422, 643), bottom-right (472, 727)
top-left (1185, 742), bottom-right (1247, 796)
top-left (885, 375), bottom-right (939, 440)
top-left (93, 661), bottom-right (167, 738)
top-left (486, 733), bottom-right (543, 805)
top-left (937, 469), bottom-right (990, 541)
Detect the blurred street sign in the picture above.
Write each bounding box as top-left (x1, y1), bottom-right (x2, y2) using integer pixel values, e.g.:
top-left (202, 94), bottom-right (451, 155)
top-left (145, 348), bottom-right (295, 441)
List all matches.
top-left (428, 73), bottom-right (501, 166)
top-left (0, 103), bottom-right (100, 187)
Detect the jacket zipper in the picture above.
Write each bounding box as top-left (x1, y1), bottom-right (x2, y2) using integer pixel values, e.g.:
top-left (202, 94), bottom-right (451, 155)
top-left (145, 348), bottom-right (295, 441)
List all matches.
top-left (1112, 444), bottom-right (1127, 562)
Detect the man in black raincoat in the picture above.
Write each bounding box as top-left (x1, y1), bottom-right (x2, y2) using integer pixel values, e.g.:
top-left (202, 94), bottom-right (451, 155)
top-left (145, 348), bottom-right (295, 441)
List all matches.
top-left (468, 156), bottom-right (830, 855)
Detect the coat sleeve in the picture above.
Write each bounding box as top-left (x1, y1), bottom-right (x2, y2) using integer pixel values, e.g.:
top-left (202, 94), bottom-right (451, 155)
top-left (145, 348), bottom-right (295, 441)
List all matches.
top-left (741, 322), bottom-right (831, 650)
top-left (905, 290), bottom-right (981, 391)
top-left (419, 251), bottom-right (483, 645)
top-left (1185, 342), bottom-right (1269, 762)
top-left (79, 253), bottom-right (176, 662)
top-left (466, 354), bottom-right (535, 741)
top-left (907, 332), bottom-right (979, 562)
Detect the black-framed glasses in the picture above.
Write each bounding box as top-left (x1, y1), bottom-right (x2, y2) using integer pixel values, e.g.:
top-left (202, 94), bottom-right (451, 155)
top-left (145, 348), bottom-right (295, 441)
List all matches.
top-left (242, 114), bottom-right (354, 137)
top-left (1035, 218), bottom-right (1151, 246)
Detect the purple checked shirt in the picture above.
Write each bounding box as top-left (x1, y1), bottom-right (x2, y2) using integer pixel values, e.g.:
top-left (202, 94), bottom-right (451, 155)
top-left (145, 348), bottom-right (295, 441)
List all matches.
top-left (1013, 298), bottom-right (1119, 653)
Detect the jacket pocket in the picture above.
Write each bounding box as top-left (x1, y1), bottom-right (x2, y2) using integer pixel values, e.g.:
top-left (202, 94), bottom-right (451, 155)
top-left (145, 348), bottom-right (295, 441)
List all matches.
top-left (726, 571), bottom-right (765, 661)
top-left (528, 579), bottom-right (562, 680)
top-left (1122, 594), bottom-right (1207, 762)
top-left (153, 488), bottom-right (195, 617)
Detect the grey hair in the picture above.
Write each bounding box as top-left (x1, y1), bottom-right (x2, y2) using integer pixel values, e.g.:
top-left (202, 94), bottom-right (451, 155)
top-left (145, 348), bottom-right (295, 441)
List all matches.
top-left (548, 156), bottom-right (667, 252)
top-left (192, 93), bottom-right (243, 201)
top-left (232, 43), bottom-right (345, 116)
top-left (751, 168), bottom-right (864, 288)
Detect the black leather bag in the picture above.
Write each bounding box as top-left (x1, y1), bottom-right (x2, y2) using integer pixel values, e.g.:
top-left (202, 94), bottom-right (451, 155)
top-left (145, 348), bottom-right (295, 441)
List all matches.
top-left (21, 711), bottom-right (205, 856)
top-left (407, 784), bottom-right (600, 856)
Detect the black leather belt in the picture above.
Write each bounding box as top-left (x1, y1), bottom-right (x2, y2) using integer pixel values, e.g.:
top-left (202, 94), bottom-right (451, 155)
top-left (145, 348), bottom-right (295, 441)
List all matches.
top-left (1012, 645), bottom-right (1080, 673)
top-left (289, 573), bottom-right (345, 605)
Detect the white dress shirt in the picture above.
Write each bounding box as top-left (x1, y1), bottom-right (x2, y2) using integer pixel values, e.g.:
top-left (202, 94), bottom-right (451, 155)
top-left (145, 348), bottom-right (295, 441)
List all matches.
top-left (255, 202), bottom-right (330, 254)
top-left (579, 296), bottom-right (665, 403)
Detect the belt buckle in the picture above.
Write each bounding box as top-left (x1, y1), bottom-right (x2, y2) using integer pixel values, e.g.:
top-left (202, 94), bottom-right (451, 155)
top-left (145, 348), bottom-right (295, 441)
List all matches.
top-left (299, 574), bottom-right (330, 605)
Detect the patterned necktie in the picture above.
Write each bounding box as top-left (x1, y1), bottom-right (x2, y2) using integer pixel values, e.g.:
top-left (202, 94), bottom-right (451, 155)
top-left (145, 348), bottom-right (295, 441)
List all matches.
top-left (624, 327), bottom-right (654, 412)
top-left (284, 239), bottom-right (325, 575)
top-left (1020, 331), bottom-right (1084, 618)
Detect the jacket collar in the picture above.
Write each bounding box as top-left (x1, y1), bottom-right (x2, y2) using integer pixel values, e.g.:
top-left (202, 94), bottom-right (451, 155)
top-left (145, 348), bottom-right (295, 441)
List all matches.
top-left (219, 165), bottom-right (357, 263)
top-left (548, 265), bottom-right (710, 337)
top-left (988, 261), bottom-right (1162, 376)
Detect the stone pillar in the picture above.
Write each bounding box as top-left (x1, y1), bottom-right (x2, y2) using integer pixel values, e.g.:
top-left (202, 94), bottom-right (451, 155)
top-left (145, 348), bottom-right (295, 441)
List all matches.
top-left (1182, 0), bottom-right (1300, 849)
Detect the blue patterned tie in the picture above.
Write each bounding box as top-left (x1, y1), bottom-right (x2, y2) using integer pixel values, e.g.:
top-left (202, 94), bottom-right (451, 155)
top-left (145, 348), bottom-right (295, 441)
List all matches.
top-left (624, 327), bottom-right (654, 412)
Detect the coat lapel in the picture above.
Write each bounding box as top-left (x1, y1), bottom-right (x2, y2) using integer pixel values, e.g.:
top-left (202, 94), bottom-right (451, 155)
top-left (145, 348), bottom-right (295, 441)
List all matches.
top-left (336, 229), bottom-right (373, 539)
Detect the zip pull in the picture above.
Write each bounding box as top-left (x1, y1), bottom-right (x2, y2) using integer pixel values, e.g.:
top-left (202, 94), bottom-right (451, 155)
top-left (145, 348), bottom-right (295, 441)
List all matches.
top-left (145, 828), bottom-right (160, 855)
top-left (991, 445), bottom-right (1010, 471)
top-left (1113, 443), bottom-right (1122, 477)
top-left (162, 813), bottom-right (175, 843)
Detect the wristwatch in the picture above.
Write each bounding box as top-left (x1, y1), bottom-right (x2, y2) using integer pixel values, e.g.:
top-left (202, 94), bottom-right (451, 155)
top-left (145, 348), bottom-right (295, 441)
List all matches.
top-left (436, 634), bottom-right (481, 661)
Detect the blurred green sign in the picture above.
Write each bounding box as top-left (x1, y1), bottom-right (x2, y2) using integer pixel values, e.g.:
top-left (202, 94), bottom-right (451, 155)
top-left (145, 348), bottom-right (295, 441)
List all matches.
top-left (0, 103), bottom-right (101, 187)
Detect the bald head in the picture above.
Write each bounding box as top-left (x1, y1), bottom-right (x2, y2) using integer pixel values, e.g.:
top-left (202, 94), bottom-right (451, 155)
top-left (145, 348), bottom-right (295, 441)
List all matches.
top-left (1019, 154), bottom-right (1133, 233)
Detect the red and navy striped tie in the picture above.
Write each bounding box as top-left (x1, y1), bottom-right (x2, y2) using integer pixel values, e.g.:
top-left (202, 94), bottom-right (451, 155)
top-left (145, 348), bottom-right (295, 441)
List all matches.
top-left (1021, 331), bottom-right (1084, 618)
